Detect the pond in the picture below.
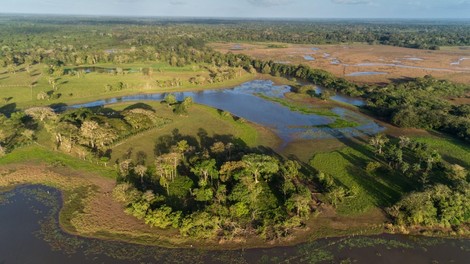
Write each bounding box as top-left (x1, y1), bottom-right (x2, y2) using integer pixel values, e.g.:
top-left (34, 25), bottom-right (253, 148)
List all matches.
top-left (1, 185), bottom-right (469, 263)
top-left (67, 80), bottom-right (380, 143)
top-left (404, 57), bottom-right (424, 61)
top-left (303, 55), bottom-right (315, 61)
top-left (346, 71), bottom-right (388, 77)
top-left (451, 57), bottom-right (470, 65)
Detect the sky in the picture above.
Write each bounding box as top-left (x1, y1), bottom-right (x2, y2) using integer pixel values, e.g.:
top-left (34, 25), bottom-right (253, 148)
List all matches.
top-left (1, 0), bottom-right (470, 19)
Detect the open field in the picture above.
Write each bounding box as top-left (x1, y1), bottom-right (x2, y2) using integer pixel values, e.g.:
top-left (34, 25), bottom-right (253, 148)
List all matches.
top-left (107, 101), bottom-right (281, 164)
top-left (0, 63), bottom-right (256, 110)
top-left (210, 42), bottom-right (470, 84)
top-left (310, 142), bottom-right (414, 215)
top-left (413, 136), bottom-right (470, 168)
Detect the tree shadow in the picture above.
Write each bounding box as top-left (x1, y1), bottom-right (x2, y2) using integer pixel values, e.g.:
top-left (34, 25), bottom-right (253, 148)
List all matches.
top-left (0, 103), bottom-right (17, 116)
top-left (2, 97), bottom-right (13, 103)
top-left (49, 103), bottom-right (68, 113)
top-left (92, 106), bottom-right (122, 118)
top-left (155, 128), bottom-right (247, 156)
top-left (387, 77), bottom-right (415, 84)
top-left (320, 129), bottom-right (416, 207)
top-left (287, 153), bottom-right (323, 192)
top-left (123, 102), bottom-right (156, 112)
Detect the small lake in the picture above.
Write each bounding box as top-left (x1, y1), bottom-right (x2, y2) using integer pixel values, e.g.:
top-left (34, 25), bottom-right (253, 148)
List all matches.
top-left (67, 80), bottom-right (380, 143)
top-left (1, 185), bottom-right (469, 264)
top-left (404, 57), bottom-right (424, 61)
top-left (346, 71), bottom-right (388, 77)
top-left (303, 55), bottom-right (315, 61)
top-left (451, 57), bottom-right (470, 65)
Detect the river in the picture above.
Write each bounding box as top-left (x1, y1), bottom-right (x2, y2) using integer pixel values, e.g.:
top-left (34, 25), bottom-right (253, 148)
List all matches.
top-left (1, 185), bottom-right (468, 263)
top-left (65, 80), bottom-right (383, 143)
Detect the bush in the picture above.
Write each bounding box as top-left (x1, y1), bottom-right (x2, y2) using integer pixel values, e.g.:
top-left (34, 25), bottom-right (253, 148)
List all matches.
top-left (365, 161), bottom-right (381, 173)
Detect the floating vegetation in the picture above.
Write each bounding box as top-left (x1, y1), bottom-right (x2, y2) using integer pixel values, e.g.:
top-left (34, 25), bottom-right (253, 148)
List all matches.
top-left (337, 237), bottom-right (414, 250)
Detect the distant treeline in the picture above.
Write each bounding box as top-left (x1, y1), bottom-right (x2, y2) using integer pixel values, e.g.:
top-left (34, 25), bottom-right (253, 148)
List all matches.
top-left (2, 17), bottom-right (470, 53)
top-left (0, 18), bottom-right (469, 142)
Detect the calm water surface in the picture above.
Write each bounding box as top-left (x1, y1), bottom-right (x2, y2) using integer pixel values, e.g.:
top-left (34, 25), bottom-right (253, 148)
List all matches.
top-left (1, 185), bottom-right (469, 264)
top-left (67, 80), bottom-right (381, 143)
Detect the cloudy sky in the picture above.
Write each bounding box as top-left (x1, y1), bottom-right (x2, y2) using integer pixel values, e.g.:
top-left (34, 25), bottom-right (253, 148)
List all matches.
top-left (2, 0), bottom-right (470, 18)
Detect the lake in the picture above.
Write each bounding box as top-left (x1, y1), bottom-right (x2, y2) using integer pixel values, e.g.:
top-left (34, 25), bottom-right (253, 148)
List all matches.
top-left (1, 185), bottom-right (469, 263)
top-left (66, 80), bottom-right (380, 143)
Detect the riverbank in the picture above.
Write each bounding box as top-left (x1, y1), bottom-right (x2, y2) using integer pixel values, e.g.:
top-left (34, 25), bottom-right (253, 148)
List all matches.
top-left (2, 185), bottom-right (469, 263)
top-left (0, 63), bottom-right (259, 110)
top-left (0, 145), bottom-right (386, 250)
top-left (1, 139), bottom-right (468, 251)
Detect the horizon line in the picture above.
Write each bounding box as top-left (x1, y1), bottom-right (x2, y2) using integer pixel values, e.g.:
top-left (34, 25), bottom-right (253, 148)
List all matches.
top-left (1, 12), bottom-right (470, 21)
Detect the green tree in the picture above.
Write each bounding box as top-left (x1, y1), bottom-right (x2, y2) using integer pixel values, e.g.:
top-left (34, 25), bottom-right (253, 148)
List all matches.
top-left (242, 154), bottom-right (279, 184)
top-left (164, 94), bottom-right (177, 106)
top-left (369, 134), bottom-right (389, 155)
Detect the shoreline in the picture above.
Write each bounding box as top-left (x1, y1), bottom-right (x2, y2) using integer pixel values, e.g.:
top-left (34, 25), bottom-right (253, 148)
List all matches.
top-left (1, 162), bottom-right (468, 251)
top-left (14, 73), bottom-right (259, 110)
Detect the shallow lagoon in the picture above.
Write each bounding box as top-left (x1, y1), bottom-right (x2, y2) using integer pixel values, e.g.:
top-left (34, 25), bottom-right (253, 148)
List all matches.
top-left (67, 80), bottom-right (382, 143)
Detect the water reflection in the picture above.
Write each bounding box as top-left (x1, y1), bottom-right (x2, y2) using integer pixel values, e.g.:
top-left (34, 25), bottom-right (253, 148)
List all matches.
top-left (67, 80), bottom-right (381, 142)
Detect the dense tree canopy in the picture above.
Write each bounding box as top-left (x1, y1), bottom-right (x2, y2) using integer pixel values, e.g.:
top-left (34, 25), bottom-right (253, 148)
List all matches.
top-left (114, 136), bottom-right (315, 240)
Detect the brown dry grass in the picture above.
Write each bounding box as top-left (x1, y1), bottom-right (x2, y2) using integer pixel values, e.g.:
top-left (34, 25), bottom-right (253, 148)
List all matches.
top-left (0, 162), bottom-right (388, 249)
top-left (210, 42), bottom-right (470, 84)
top-left (0, 164), bottom-right (182, 247)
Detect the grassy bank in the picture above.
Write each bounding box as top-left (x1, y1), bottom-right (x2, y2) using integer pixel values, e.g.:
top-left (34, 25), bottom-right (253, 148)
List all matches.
top-left (255, 93), bottom-right (338, 117)
top-left (413, 136), bottom-right (470, 168)
top-left (107, 101), bottom-right (279, 164)
top-left (310, 144), bottom-right (414, 215)
top-left (0, 145), bottom-right (117, 179)
top-left (0, 64), bottom-right (257, 110)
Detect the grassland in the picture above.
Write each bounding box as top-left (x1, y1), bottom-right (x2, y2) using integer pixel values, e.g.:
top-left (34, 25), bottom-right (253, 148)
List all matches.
top-left (310, 142), bottom-right (414, 215)
top-left (0, 63), bottom-right (256, 110)
top-left (107, 101), bottom-right (280, 164)
top-left (1, 60), bottom-right (469, 249)
top-left (413, 136), bottom-right (470, 168)
top-left (255, 93), bottom-right (339, 117)
top-left (0, 144), bottom-right (117, 179)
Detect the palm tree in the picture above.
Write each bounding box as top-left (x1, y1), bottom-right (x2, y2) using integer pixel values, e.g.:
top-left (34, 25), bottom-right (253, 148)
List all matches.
top-left (369, 134), bottom-right (389, 155)
top-left (134, 165), bottom-right (148, 184)
top-left (191, 159), bottom-right (218, 186)
top-left (242, 154), bottom-right (279, 184)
